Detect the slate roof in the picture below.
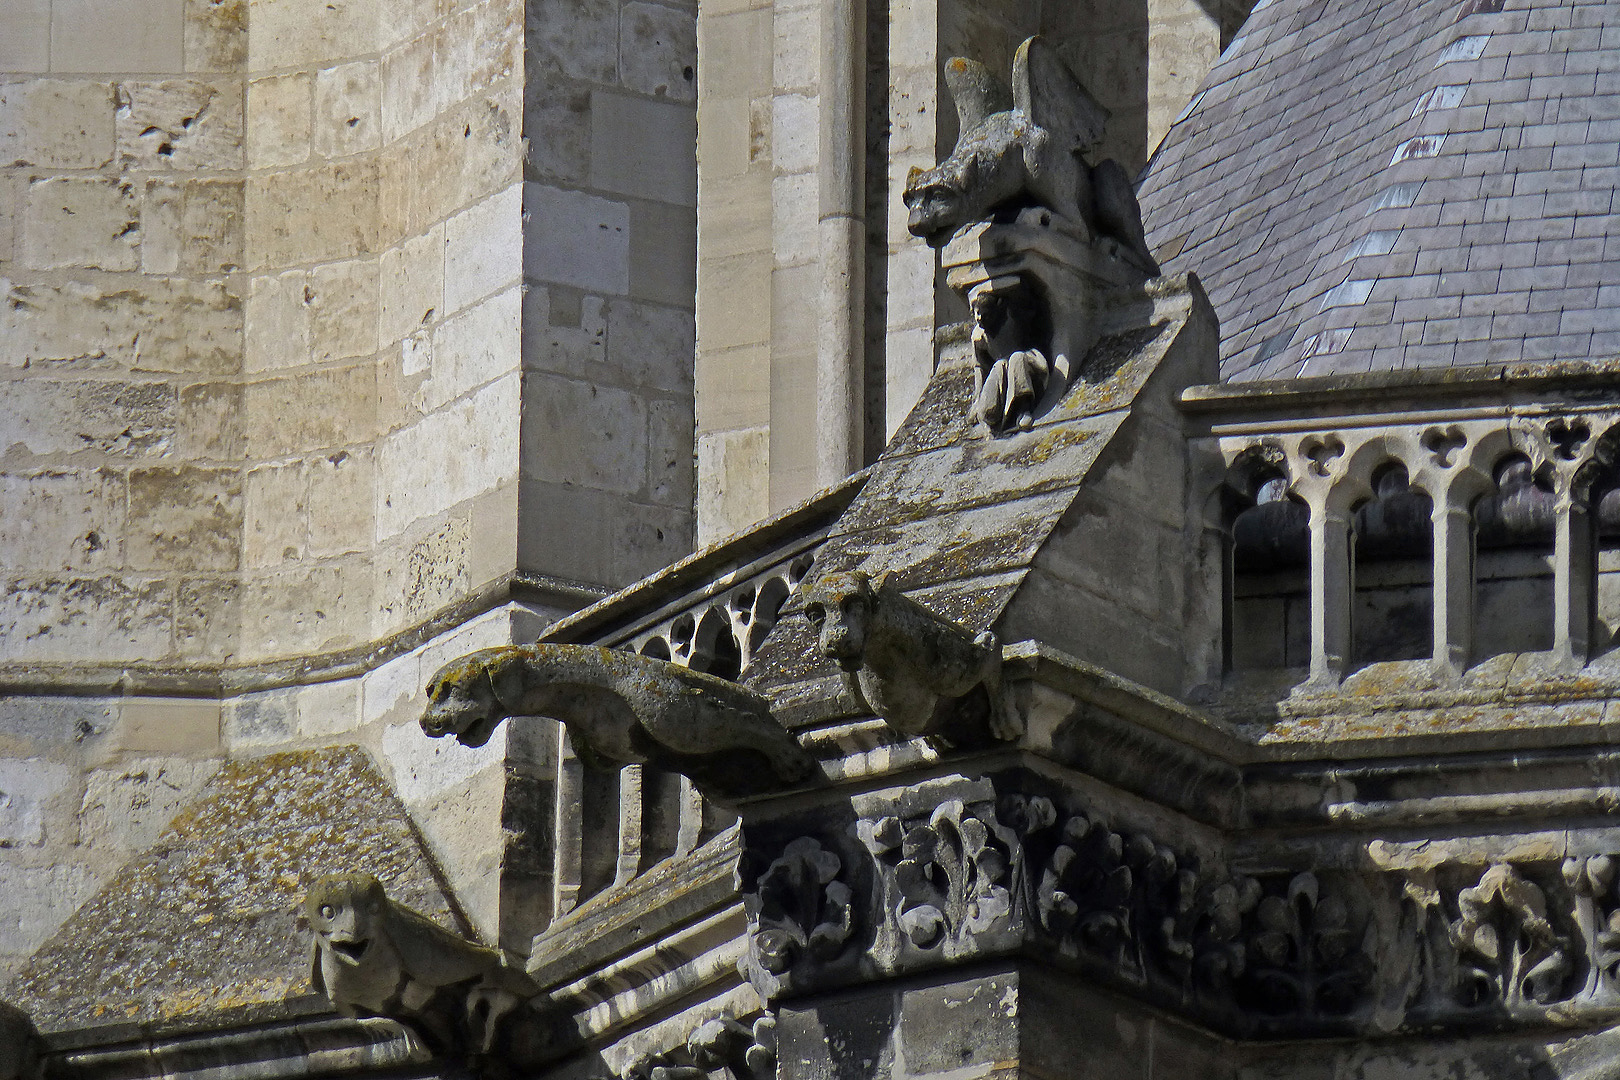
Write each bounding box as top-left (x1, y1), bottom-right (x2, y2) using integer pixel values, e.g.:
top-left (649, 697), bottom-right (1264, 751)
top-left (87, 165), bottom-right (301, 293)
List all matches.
top-left (1137, 0), bottom-right (1620, 382)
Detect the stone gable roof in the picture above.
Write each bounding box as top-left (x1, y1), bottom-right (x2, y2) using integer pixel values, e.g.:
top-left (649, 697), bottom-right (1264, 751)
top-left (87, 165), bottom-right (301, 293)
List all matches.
top-left (1138, 0), bottom-right (1620, 382)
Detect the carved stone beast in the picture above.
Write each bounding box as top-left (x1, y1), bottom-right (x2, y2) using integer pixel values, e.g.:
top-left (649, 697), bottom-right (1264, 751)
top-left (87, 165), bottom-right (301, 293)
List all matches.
top-left (799, 571), bottom-right (1021, 742)
top-left (902, 37), bottom-right (1158, 273)
top-left (421, 643), bottom-right (817, 801)
top-left (305, 873), bottom-right (538, 1055)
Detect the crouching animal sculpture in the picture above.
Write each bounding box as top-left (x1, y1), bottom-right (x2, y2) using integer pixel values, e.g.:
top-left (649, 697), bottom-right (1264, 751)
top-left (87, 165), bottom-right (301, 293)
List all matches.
top-left (305, 873), bottom-right (539, 1055)
top-left (799, 571), bottom-right (1021, 742)
top-left (421, 644), bottom-right (816, 801)
top-left (902, 37), bottom-right (1158, 273)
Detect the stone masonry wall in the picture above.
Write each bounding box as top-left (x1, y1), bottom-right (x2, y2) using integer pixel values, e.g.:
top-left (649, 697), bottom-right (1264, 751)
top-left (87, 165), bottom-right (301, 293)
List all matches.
top-left (0, 0), bottom-right (523, 674)
top-left (0, 0), bottom-right (525, 980)
top-left (518, 0), bottom-right (699, 589)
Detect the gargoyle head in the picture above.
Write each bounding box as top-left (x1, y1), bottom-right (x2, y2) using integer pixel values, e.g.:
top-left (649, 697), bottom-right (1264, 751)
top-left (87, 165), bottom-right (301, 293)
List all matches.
top-left (904, 162), bottom-right (974, 248)
top-left (800, 571), bottom-right (876, 672)
top-left (421, 647), bottom-right (528, 747)
top-left (306, 873), bottom-right (387, 967)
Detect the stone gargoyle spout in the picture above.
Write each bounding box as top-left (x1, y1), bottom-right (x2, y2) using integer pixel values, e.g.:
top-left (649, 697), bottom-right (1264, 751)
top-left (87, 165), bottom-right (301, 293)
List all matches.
top-left (902, 37), bottom-right (1158, 273)
top-left (421, 644), bottom-right (818, 801)
top-left (305, 873), bottom-right (540, 1057)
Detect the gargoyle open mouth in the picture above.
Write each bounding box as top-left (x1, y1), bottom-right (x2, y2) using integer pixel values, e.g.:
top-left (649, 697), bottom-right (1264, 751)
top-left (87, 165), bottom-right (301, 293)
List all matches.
top-left (330, 938), bottom-right (370, 962)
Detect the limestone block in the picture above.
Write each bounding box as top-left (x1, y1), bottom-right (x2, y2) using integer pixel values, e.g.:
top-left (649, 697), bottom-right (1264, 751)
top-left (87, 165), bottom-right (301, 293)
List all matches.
top-left (376, 516), bottom-right (471, 624)
top-left (524, 182), bottom-right (629, 294)
top-left (51, 0), bottom-right (183, 72)
top-left (522, 285), bottom-right (607, 373)
top-left (239, 360), bottom-right (377, 457)
top-left (78, 757), bottom-right (219, 854)
top-left (0, 758), bottom-right (75, 847)
top-left (20, 176), bottom-right (140, 271)
top-left (0, 178), bottom-right (13, 263)
top-left (380, 710), bottom-right (505, 805)
top-left (115, 80), bottom-right (244, 171)
top-left (307, 256), bottom-right (381, 362)
top-left (520, 374), bottom-right (650, 496)
top-left (695, 341), bottom-right (769, 430)
top-left (465, 480), bottom-right (517, 586)
top-left (444, 185), bottom-right (521, 313)
top-left (629, 199), bottom-right (697, 306)
top-left (375, 373), bottom-right (519, 540)
top-left (380, 223), bottom-right (444, 345)
top-left (0, 862), bottom-right (98, 973)
top-left (517, 479), bottom-right (690, 585)
top-left (695, 426), bottom-right (767, 544)
top-left (771, 2), bottom-right (819, 93)
top-left (176, 380), bottom-right (242, 459)
top-left (770, 171), bottom-right (816, 267)
top-left (127, 465), bottom-right (244, 572)
top-left (243, 460), bottom-right (308, 568)
top-left (380, 26), bottom-right (437, 144)
top-left (0, 377), bottom-right (176, 457)
top-left (695, 250), bottom-right (770, 352)
top-left (378, 0), bottom-right (438, 52)
top-left (0, 577), bottom-right (172, 664)
top-left (307, 448), bottom-right (375, 558)
top-left (221, 688), bottom-right (297, 748)
top-left (699, 7), bottom-right (771, 100)
top-left (422, 286), bottom-right (520, 411)
top-left (361, 648), bottom-right (421, 725)
top-left (296, 677), bottom-right (362, 737)
top-left (0, 0), bottom-right (50, 70)
top-left (0, 80), bottom-right (115, 169)
top-left (621, 1), bottom-right (697, 103)
top-left (590, 90), bottom-right (697, 206)
top-left (435, 1), bottom-right (517, 117)
top-left (237, 561), bottom-right (373, 658)
top-left (173, 575), bottom-right (240, 659)
top-left (522, 80), bottom-right (590, 185)
top-left (140, 177), bottom-right (245, 273)
top-left (185, 0), bottom-right (247, 72)
top-left (1, 274), bottom-right (241, 374)
top-left (0, 468), bottom-right (123, 573)
top-left (526, 0), bottom-right (617, 84)
top-left (245, 159), bottom-right (380, 268)
top-left (608, 298), bottom-right (695, 393)
top-left (246, 72), bottom-right (310, 169)
top-left (247, 0), bottom-right (375, 69)
top-left (648, 396), bottom-right (695, 508)
top-left (770, 93), bottom-right (818, 175)
top-left (244, 268), bottom-right (310, 372)
top-left (313, 60), bottom-right (380, 158)
top-left (411, 96), bottom-right (520, 231)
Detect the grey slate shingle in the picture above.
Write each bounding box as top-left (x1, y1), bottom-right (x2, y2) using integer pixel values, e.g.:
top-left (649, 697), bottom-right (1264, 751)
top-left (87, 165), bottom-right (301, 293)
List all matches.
top-left (1137, 0), bottom-right (1620, 381)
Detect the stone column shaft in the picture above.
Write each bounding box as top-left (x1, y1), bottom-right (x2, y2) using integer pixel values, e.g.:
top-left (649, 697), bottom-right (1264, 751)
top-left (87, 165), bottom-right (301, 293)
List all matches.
top-left (1555, 496), bottom-right (1596, 665)
top-left (1432, 502), bottom-right (1475, 677)
top-left (1310, 504), bottom-right (1353, 684)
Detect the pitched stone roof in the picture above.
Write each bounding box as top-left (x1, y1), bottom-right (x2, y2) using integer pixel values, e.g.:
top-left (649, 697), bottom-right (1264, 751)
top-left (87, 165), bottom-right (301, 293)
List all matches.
top-left (7, 747), bottom-right (464, 1034)
top-left (1138, 0), bottom-right (1620, 382)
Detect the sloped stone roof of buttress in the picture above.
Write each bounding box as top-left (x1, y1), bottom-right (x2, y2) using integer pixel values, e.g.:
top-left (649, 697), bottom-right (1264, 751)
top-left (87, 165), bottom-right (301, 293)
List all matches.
top-left (1137, 0), bottom-right (1620, 382)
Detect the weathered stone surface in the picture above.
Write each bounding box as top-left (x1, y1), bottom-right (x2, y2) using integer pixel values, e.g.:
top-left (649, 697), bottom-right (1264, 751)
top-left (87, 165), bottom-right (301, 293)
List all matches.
top-left (19, 176), bottom-right (140, 271)
top-left (114, 79), bottom-right (245, 170)
top-left (0, 79), bottom-right (115, 169)
top-left (5, 747), bottom-right (463, 1033)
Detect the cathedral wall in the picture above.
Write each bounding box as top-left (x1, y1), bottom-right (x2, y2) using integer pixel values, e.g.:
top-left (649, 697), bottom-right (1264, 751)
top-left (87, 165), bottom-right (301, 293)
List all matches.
top-left (517, 0), bottom-right (699, 589)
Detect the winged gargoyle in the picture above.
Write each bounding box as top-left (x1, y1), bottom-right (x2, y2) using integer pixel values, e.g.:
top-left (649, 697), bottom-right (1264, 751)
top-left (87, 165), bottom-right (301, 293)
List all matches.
top-left (903, 37), bottom-right (1158, 272)
top-left (420, 644), bottom-right (817, 801)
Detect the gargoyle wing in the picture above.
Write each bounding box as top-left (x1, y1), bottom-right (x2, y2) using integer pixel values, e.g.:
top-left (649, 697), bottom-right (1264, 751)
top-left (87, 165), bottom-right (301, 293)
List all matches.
top-left (1011, 37), bottom-right (1107, 154)
top-left (943, 56), bottom-right (1013, 136)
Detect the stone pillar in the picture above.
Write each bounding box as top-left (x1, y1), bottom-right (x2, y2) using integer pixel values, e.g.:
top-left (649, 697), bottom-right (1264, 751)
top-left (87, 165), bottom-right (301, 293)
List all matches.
top-left (1554, 493), bottom-right (1596, 667)
top-left (1308, 501), bottom-right (1354, 685)
top-left (1431, 499), bottom-right (1476, 678)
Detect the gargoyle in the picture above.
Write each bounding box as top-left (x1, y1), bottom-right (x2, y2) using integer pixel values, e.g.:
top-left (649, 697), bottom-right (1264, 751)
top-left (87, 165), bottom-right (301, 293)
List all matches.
top-left (902, 37), bottom-right (1158, 272)
top-left (969, 277), bottom-right (1052, 431)
top-left (420, 644), bottom-right (817, 801)
top-left (0, 1002), bottom-right (40, 1080)
top-left (799, 571), bottom-right (1021, 742)
top-left (305, 873), bottom-right (539, 1055)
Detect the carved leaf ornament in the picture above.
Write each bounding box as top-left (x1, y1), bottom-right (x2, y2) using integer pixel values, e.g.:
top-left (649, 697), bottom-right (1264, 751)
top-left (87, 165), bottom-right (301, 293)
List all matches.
top-left (895, 800), bottom-right (1016, 948)
top-left (746, 837), bottom-right (854, 977)
top-left (1451, 863), bottom-right (1572, 1007)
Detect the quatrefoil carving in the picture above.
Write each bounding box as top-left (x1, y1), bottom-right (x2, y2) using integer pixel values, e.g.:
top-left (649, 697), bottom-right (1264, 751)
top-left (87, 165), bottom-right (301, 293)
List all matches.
top-left (1421, 425), bottom-right (1467, 467)
top-left (1301, 435), bottom-right (1346, 478)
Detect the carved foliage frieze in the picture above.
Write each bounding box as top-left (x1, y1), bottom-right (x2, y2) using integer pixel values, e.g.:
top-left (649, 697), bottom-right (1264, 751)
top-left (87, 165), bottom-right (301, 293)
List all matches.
top-left (734, 787), bottom-right (1620, 1035)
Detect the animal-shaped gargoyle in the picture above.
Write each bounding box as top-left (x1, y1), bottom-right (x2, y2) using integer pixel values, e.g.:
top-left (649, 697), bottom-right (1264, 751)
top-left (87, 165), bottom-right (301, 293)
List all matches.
top-left (799, 571), bottom-right (1021, 743)
top-left (903, 37), bottom-right (1159, 272)
top-left (304, 873), bottom-right (539, 1056)
top-left (420, 644), bottom-right (817, 801)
